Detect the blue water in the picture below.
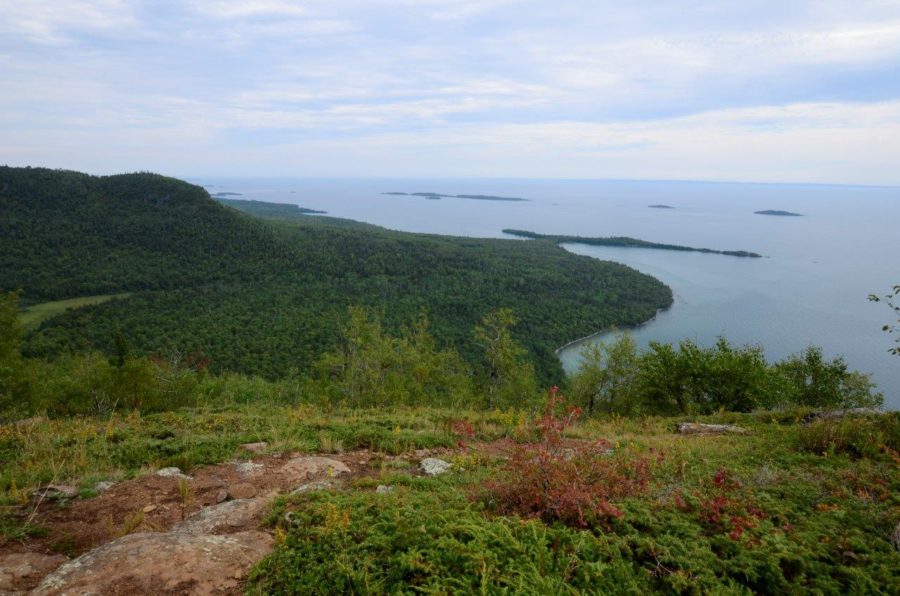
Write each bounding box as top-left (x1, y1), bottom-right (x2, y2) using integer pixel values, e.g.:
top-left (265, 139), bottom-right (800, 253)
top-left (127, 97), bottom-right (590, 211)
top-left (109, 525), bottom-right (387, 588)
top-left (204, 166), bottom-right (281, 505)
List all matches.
top-left (194, 177), bottom-right (900, 408)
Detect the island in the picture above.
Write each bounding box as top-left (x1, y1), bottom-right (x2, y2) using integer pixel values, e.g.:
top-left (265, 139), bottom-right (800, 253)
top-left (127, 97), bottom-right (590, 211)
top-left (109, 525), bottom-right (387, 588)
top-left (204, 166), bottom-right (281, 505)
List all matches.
top-left (383, 192), bottom-right (528, 202)
top-left (648, 204), bottom-right (674, 209)
top-left (211, 191), bottom-right (243, 197)
top-left (755, 210), bottom-right (803, 216)
top-left (503, 229), bottom-right (762, 258)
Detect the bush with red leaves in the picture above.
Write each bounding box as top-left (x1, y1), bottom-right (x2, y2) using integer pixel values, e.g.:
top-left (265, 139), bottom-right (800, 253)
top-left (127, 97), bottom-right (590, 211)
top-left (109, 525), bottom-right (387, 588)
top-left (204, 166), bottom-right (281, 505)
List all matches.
top-left (483, 387), bottom-right (658, 528)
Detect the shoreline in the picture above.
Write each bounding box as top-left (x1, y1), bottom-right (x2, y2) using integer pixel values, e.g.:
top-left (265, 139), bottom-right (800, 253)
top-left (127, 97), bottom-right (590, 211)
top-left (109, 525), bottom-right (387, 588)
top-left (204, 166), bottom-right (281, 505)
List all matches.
top-left (554, 305), bottom-right (670, 356)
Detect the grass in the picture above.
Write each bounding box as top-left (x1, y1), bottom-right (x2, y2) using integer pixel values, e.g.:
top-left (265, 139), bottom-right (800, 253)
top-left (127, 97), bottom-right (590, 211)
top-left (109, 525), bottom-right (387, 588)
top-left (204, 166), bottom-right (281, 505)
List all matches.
top-left (2, 405), bottom-right (897, 593)
top-left (20, 293), bottom-right (131, 330)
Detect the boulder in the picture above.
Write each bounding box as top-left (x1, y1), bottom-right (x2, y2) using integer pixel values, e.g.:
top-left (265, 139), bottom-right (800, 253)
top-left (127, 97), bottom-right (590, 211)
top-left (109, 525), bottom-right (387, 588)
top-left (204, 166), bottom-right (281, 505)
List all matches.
top-left (420, 458), bottom-right (452, 476)
top-left (677, 423), bottom-right (748, 436)
top-left (227, 482), bottom-right (258, 500)
top-left (279, 456), bottom-right (350, 485)
top-left (156, 467), bottom-right (192, 479)
top-left (376, 485), bottom-right (395, 494)
top-left (30, 484), bottom-right (78, 500)
top-left (173, 498), bottom-right (270, 536)
top-left (32, 531), bottom-right (273, 596)
top-left (291, 480), bottom-right (335, 495)
top-left (0, 552), bottom-right (68, 593)
top-left (233, 461), bottom-right (265, 477)
top-left (240, 441), bottom-right (268, 453)
top-left (93, 480), bottom-right (116, 492)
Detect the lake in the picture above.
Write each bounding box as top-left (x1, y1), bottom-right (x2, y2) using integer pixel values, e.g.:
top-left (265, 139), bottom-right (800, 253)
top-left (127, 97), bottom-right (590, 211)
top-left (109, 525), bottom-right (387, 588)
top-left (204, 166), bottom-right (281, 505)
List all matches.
top-left (193, 177), bottom-right (900, 408)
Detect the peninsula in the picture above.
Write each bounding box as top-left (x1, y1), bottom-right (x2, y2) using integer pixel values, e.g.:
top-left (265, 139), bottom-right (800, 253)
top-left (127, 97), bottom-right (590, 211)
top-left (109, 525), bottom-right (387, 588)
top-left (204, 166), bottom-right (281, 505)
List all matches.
top-left (503, 229), bottom-right (762, 258)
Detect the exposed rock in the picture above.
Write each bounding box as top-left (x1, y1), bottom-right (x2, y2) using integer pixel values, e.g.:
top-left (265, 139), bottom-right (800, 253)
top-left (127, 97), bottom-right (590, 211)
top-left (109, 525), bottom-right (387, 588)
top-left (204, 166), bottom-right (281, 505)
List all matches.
top-left (156, 467), bottom-right (191, 479)
top-left (802, 408), bottom-right (881, 424)
top-left (93, 480), bottom-right (116, 492)
top-left (279, 456), bottom-right (350, 485)
top-left (420, 458), bottom-right (452, 476)
top-left (0, 552), bottom-right (68, 593)
top-left (173, 498), bottom-right (270, 536)
top-left (376, 485), bottom-right (395, 494)
top-left (142, 504), bottom-right (157, 513)
top-left (677, 423), bottom-right (748, 435)
top-left (32, 531), bottom-right (273, 595)
top-left (240, 441), bottom-right (268, 453)
top-left (215, 489), bottom-right (228, 504)
top-left (31, 484), bottom-right (78, 500)
top-left (291, 480), bottom-right (335, 495)
top-left (233, 461), bottom-right (265, 477)
top-left (227, 482), bottom-right (258, 500)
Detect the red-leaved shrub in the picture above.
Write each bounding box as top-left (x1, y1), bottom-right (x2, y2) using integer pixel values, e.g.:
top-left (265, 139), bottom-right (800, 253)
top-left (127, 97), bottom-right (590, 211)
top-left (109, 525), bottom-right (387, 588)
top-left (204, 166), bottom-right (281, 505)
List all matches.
top-left (484, 387), bottom-right (658, 528)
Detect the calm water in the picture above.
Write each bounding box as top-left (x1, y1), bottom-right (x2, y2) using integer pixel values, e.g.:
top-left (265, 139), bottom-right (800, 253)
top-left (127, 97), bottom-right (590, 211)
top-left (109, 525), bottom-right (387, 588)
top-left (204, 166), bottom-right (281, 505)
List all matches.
top-left (194, 177), bottom-right (900, 408)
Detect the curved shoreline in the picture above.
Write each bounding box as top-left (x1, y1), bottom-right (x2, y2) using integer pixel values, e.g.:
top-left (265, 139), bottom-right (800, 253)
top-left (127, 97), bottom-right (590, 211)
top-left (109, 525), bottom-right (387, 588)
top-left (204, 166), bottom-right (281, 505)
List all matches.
top-left (555, 305), bottom-right (671, 356)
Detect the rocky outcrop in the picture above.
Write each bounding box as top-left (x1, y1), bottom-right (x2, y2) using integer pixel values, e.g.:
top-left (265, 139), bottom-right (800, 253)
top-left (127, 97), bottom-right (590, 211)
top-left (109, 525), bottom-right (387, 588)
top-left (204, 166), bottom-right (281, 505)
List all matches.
top-left (420, 458), bottom-right (452, 476)
top-left (677, 422), bottom-right (748, 435)
top-left (32, 531), bottom-right (273, 595)
top-left (173, 497), bottom-right (271, 536)
top-left (279, 456), bottom-right (350, 488)
top-left (0, 552), bottom-right (68, 593)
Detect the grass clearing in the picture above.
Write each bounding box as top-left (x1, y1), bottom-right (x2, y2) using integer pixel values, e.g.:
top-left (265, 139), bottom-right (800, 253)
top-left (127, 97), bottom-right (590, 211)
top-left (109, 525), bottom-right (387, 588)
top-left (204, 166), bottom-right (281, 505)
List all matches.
top-left (20, 293), bottom-right (131, 330)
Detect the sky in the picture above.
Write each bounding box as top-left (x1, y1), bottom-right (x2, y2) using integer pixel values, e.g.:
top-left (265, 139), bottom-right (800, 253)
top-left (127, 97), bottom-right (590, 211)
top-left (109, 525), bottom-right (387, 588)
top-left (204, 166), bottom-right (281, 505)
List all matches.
top-left (2, 0), bottom-right (900, 184)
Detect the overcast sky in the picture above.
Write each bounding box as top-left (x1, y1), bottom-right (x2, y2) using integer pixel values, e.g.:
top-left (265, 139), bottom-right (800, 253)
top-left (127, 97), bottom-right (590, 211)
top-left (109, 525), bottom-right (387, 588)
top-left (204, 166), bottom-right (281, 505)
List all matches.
top-left (2, 0), bottom-right (899, 184)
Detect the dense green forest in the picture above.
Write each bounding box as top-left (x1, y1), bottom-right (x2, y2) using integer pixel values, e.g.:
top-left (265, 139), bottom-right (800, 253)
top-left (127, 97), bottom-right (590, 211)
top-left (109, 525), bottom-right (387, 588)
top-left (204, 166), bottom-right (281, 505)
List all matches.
top-left (0, 166), bottom-right (671, 384)
top-left (213, 196), bottom-right (326, 218)
top-left (503, 229), bottom-right (763, 258)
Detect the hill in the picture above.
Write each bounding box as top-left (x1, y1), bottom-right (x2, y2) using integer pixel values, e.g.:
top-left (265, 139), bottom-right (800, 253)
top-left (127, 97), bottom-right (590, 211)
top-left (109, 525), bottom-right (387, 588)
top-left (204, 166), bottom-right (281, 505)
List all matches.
top-left (1, 167), bottom-right (672, 384)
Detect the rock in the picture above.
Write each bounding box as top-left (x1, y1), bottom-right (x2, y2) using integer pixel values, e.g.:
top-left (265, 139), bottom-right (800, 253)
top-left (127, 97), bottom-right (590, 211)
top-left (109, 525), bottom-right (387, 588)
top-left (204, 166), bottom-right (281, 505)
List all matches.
top-left (215, 489), bottom-right (228, 504)
top-left (32, 530), bottom-right (273, 595)
top-left (677, 423), bottom-right (748, 435)
top-left (93, 480), bottom-right (115, 492)
top-left (0, 552), bottom-right (68, 593)
top-left (233, 461), bottom-right (265, 477)
top-left (279, 456), bottom-right (350, 485)
top-left (802, 408), bottom-right (881, 423)
top-left (240, 441), bottom-right (268, 453)
top-left (227, 482), bottom-right (258, 500)
top-left (156, 467), bottom-right (191, 479)
top-left (142, 504), bottom-right (157, 513)
top-left (291, 480), bottom-right (334, 495)
top-left (420, 458), bottom-right (452, 476)
top-left (376, 485), bottom-right (395, 494)
top-left (173, 498), bottom-right (271, 536)
top-left (31, 484), bottom-right (78, 500)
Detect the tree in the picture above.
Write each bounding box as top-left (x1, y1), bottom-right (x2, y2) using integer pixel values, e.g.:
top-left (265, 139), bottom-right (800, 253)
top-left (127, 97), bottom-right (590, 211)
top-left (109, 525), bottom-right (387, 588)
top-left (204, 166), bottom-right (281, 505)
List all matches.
top-left (869, 285), bottom-right (900, 356)
top-left (567, 332), bottom-right (638, 415)
top-left (473, 308), bottom-right (537, 409)
top-left (773, 346), bottom-right (883, 409)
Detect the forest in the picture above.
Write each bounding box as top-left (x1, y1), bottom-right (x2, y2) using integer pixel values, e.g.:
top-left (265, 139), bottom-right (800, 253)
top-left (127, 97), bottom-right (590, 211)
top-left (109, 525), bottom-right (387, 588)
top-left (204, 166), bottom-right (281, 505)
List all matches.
top-left (1, 166), bottom-right (672, 385)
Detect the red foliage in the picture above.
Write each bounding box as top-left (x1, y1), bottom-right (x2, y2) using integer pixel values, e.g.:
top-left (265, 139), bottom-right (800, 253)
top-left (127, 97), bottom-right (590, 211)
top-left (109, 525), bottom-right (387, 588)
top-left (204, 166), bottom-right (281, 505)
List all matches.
top-left (484, 387), bottom-right (658, 528)
top-left (695, 468), bottom-right (766, 541)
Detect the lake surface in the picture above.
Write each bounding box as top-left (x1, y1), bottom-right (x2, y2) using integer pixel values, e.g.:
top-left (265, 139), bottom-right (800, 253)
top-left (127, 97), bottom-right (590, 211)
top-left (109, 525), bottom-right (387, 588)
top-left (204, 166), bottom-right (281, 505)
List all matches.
top-left (194, 177), bottom-right (900, 408)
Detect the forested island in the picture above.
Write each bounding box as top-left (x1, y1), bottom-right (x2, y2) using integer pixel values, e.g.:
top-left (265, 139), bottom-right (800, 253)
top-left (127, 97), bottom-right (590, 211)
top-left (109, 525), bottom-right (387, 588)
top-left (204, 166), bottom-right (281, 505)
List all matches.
top-left (755, 209), bottom-right (803, 216)
top-left (648, 204), bottom-right (674, 209)
top-left (210, 191), bottom-right (242, 197)
top-left (503, 229), bottom-right (762, 258)
top-left (383, 191), bottom-right (528, 201)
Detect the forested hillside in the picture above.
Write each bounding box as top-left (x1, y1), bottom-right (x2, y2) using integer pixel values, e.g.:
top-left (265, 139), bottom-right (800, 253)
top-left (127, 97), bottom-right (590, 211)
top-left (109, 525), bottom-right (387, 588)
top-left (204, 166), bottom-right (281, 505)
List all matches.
top-left (1, 167), bottom-right (672, 383)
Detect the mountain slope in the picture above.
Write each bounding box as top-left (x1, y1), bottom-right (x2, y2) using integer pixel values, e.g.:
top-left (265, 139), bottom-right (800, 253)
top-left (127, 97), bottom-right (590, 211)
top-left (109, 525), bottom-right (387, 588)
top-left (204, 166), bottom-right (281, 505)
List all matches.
top-left (1, 167), bottom-right (673, 383)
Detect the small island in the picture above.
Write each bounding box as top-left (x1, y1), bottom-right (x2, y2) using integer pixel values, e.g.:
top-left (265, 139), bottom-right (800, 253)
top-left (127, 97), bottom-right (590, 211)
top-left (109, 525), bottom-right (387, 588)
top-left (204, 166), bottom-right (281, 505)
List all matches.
top-left (503, 229), bottom-right (762, 258)
top-left (755, 210), bottom-right (803, 217)
top-left (211, 191), bottom-right (243, 197)
top-left (383, 192), bottom-right (528, 202)
top-left (648, 204), bottom-right (674, 209)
